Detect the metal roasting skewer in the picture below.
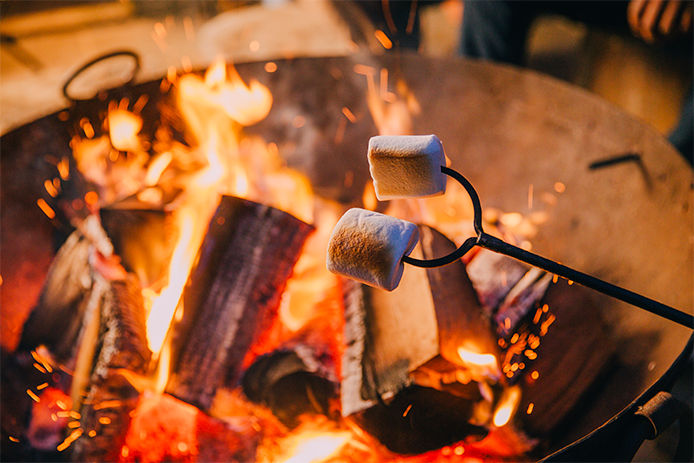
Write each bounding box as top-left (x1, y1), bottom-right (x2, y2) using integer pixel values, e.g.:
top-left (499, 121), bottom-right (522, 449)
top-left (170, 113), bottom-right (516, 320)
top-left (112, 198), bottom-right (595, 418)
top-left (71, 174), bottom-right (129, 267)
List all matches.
top-left (401, 166), bottom-right (694, 329)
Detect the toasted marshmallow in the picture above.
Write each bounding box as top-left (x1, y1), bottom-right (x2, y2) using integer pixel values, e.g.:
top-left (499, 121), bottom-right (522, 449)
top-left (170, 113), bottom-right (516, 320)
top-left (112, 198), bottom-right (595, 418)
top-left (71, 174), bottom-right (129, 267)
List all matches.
top-left (367, 134), bottom-right (446, 200)
top-left (327, 208), bottom-right (419, 291)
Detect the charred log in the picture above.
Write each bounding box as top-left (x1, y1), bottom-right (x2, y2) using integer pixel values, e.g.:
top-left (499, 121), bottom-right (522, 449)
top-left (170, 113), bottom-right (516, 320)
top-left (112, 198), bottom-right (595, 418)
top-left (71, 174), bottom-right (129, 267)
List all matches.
top-left (241, 347), bottom-right (337, 427)
top-left (71, 274), bottom-right (151, 462)
top-left (352, 385), bottom-right (489, 454)
top-left (166, 196), bottom-right (313, 411)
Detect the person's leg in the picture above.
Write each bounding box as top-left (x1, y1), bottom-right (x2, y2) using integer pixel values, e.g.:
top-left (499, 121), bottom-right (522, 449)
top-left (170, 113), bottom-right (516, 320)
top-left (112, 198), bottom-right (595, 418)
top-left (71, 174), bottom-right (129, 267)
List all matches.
top-left (668, 87), bottom-right (693, 164)
top-left (459, 0), bottom-right (535, 65)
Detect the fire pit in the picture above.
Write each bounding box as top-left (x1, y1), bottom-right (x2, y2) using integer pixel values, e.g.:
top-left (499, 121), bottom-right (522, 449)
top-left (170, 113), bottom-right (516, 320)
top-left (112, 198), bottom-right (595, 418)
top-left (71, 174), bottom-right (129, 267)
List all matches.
top-left (1, 53), bottom-right (692, 462)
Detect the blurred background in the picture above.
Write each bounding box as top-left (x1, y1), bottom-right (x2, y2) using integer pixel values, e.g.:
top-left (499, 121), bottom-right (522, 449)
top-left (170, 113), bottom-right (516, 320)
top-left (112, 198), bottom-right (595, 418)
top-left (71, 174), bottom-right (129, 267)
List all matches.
top-left (1, 0), bottom-right (691, 142)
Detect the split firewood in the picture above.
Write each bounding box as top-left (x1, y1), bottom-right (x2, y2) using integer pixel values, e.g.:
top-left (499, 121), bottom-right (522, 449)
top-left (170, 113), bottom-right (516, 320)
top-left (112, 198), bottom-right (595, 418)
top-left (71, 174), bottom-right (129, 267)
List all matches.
top-left (241, 346), bottom-right (337, 427)
top-left (71, 273), bottom-right (151, 462)
top-left (166, 196), bottom-right (314, 411)
top-left (341, 224), bottom-right (499, 453)
top-left (18, 229), bottom-right (95, 367)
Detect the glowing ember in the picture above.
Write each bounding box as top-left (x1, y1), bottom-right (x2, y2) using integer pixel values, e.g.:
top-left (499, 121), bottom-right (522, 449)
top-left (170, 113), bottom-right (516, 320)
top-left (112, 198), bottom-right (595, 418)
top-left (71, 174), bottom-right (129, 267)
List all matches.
top-left (107, 109), bottom-right (142, 152)
top-left (272, 430), bottom-right (351, 463)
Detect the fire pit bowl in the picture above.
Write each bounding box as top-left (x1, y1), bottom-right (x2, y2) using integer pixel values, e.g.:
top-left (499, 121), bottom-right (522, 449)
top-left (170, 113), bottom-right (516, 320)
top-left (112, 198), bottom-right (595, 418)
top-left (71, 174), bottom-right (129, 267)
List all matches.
top-left (2, 54), bottom-right (692, 461)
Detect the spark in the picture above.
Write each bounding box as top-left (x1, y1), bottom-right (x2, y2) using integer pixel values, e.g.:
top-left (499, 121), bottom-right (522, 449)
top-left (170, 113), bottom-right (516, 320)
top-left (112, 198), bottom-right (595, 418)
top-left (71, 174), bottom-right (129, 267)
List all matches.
top-left (403, 404), bottom-right (413, 417)
top-left (98, 416), bottom-right (112, 425)
top-left (133, 94), bottom-right (149, 113)
top-left (540, 314), bottom-right (556, 336)
top-left (531, 370), bottom-right (540, 380)
top-left (44, 179), bottom-right (59, 197)
top-left (88, 430), bottom-right (97, 438)
top-left (341, 106), bottom-right (357, 123)
top-left (93, 400), bottom-right (122, 410)
top-left (9, 436), bottom-right (19, 443)
top-left (528, 184), bottom-right (534, 209)
top-left (527, 403), bottom-right (535, 414)
top-left (249, 40), bottom-right (260, 52)
top-left (80, 118), bottom-right (95, 139)
top-left (264, 62), bottom-right (278, 73)
top-left (533, 308), bottom-right (542, 324)
top-left (57, 429), bottom-right (83, 452)
top-left (26, 389), bottom-right (40, 402)
top-left (37, 199), bottom-right (56, 219)
top-left (68, 421), bottom-right (81, 429)
top-left (454, 445), bottom-right (465, 456)
top-left (374, 30), bottom-right (393, 49)
top-left (554, 182), bottom-right (566, 193)
top-left (36, 382), bottom-right (49, 390)
top-left (33, 362), bottom-right (47, 374)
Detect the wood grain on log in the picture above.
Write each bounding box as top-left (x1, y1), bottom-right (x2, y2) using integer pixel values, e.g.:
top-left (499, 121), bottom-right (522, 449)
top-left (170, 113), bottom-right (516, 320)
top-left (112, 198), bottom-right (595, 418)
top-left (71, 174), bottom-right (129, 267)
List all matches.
top-left (71, 274), bottom-right (151, 462)
top-left (18, 231), bottom-right (93, 366)
top-left (341, 225), bottom-right (499, 417)
top-left (166, 196), bottom-right (313, 411)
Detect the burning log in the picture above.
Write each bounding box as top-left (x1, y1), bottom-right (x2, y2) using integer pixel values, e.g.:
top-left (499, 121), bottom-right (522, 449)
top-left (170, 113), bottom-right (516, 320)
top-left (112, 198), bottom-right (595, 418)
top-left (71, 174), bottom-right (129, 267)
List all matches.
top-left (122, 393), bottom-right (278, 463)
top-left (241, 347), bottom-right (337, 427)
top-left (99, 207), bottom-right (174, 288)
top-left (166, 196), bottom-right (314, 411)
top-left (341, 224), bottom-right (499, 452)
top-left (71, 274), bottom-right (151, 462)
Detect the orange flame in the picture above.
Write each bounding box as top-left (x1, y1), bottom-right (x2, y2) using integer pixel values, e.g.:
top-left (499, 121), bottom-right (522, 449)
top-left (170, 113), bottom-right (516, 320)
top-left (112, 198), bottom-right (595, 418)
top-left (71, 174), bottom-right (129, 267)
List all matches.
top-left (492, 386), bottom-right (521, 428)
top-left (457, 345), bottom-right (501, 382)
top-left (146, 211), bottom-right (194, 356)
top-left (108, 109), bottom-right (142, 152)
top-left (272, 430), bottom-right (351, 463)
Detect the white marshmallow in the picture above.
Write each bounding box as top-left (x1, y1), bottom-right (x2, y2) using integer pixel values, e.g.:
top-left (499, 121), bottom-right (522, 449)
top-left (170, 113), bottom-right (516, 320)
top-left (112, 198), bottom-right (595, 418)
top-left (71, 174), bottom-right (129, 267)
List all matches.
top-left (367, 134), bottom-right (446, 200)
top-left (327, 208), bottom-right (419, 291)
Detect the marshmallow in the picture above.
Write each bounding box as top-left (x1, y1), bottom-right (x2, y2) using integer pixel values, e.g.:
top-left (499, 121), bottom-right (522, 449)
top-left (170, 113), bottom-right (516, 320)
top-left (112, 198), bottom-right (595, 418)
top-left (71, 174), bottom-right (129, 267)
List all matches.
top-left (327, 208), bottom-right (419, 291)
top-left (367, 134), bottom-right (446, 200)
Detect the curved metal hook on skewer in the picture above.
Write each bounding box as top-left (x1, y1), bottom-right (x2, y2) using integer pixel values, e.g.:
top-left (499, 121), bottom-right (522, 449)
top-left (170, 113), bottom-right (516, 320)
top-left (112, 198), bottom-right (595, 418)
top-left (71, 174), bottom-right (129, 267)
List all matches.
top-left (403, 166), bottom-right (694, 329)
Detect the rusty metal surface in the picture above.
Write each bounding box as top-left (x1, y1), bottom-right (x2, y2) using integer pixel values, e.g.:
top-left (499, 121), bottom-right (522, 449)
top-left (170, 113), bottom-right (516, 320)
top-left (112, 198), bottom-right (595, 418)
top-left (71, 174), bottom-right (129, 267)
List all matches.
top-left (2, 54), bottom-right (692, 457)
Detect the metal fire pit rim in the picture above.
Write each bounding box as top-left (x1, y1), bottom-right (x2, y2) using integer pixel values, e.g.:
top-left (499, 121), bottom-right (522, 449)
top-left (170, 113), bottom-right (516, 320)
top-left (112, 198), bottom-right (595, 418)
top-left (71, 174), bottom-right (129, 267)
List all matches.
top-left (2, 54), bottom-right (692, 462)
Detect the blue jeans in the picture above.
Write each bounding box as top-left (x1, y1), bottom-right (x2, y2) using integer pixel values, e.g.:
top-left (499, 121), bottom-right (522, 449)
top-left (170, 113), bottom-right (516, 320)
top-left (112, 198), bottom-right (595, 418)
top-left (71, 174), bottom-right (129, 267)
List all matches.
top-left (460, 0), bottom-right (693, 164)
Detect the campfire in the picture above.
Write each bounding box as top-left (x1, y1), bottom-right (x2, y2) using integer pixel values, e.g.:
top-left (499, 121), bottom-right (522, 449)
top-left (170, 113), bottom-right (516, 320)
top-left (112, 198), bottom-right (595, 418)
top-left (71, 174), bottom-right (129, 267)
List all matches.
top-left (5, 53), bottom-right (674, 463)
